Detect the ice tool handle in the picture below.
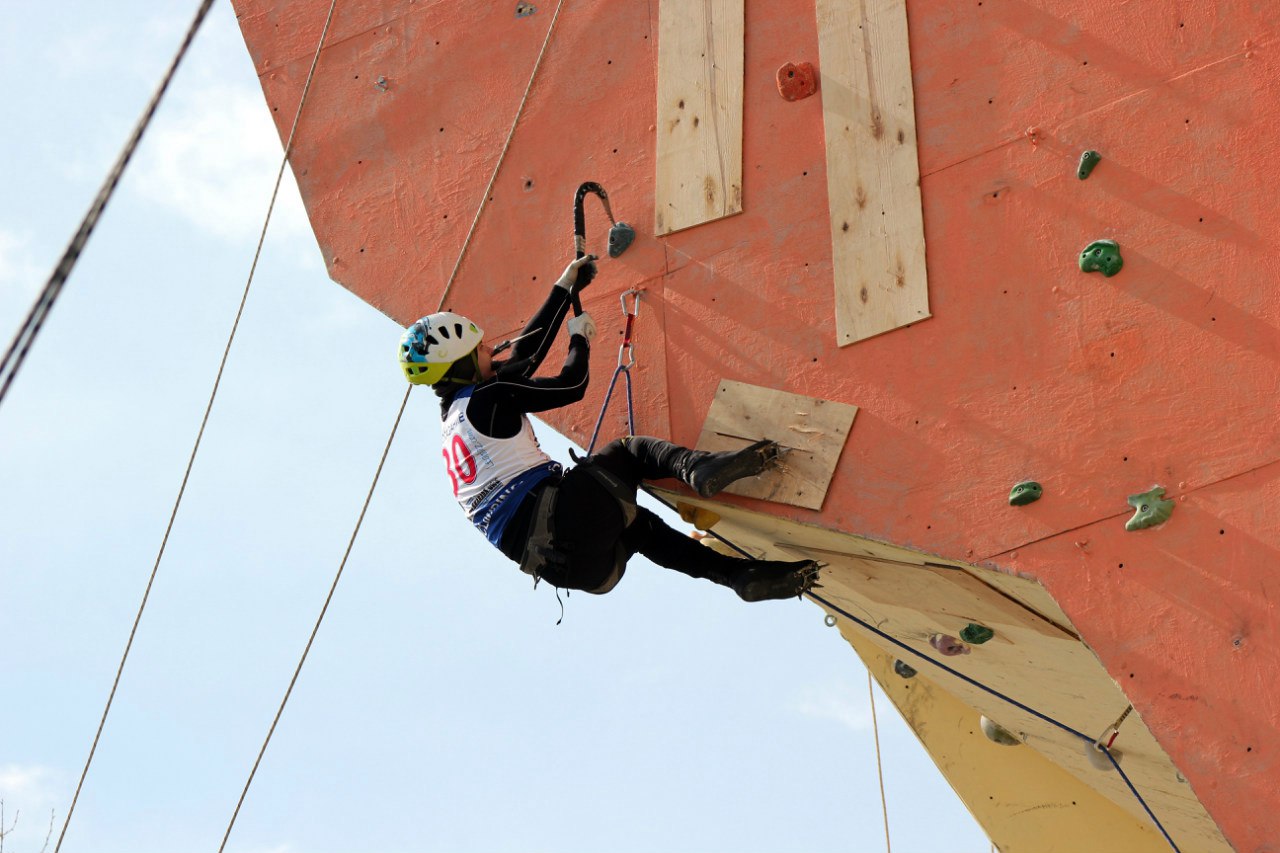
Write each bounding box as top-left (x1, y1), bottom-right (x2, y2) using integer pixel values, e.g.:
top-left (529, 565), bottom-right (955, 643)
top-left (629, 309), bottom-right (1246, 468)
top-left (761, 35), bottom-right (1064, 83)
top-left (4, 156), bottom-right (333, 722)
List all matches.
top-left (571, 181), bottom-right (635, 314)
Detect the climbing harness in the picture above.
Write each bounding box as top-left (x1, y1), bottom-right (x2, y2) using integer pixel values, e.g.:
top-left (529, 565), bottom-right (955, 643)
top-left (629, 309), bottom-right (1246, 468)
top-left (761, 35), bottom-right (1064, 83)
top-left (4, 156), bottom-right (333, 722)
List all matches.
top-left (519, 482), bottom-right (569, 583)
top-left (640, 487), bottom-right (1186, 853)
top-left (518, 459), bottom-right (639, 625)
top-left (586, 289), bottom-right (641, 454)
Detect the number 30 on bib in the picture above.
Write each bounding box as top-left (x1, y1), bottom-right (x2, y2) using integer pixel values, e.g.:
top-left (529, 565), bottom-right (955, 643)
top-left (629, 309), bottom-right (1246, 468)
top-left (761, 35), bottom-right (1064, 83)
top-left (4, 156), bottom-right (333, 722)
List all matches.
top-left (443, 434), bottom-right (478, 496)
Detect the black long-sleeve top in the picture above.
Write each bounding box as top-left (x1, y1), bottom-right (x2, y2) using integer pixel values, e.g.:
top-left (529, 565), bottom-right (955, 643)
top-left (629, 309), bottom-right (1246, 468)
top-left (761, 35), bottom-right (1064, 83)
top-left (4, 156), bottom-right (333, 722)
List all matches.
top-left (456, 285), bottom-right (590, 438)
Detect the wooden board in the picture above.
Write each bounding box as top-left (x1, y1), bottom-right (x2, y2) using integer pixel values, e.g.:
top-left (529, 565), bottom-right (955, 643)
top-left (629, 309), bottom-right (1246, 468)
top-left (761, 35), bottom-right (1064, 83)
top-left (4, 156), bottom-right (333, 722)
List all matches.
top-left (664, 495), bottom-right (1233, 853)
top-left (843, 634), bottom-right (1177, 853)
top-left (965, 566), bottom-right (1081, 636)
top-left (694, 379), bottom-right (857, 509)
top-left (815, 0), bottom-right (930, 345)
top-left (654, 0), bottom-right (744, 235)
top-left (830, 603), bottom-right (1234, 853)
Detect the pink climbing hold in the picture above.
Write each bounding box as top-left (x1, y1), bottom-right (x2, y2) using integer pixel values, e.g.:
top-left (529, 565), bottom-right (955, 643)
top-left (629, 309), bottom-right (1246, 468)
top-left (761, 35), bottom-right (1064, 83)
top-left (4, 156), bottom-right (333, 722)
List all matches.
top-left (930, 633), bottom-right (971, 656)
top-left (776, 62), bottom-right (817, 101)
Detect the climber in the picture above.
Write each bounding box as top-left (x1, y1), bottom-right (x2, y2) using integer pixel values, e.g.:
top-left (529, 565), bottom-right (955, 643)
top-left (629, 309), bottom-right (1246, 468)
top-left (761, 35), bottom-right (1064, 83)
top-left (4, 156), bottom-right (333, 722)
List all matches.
top-left (398, 255), bottom-right (820, 601)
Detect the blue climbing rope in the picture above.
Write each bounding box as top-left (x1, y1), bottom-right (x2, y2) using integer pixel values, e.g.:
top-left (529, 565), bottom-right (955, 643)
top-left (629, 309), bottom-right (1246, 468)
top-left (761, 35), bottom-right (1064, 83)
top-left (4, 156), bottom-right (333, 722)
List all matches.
top-left (640, 490), bottom-right (1185, 853)
top-left (586, 290), bottom-right (640, 455)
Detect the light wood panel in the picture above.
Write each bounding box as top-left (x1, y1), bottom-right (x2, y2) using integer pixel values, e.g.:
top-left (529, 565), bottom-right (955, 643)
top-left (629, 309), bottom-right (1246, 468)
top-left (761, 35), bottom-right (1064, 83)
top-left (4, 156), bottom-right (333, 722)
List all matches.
top-left (651, 491), bottom-right (1234, 853)
top-left (694, 380), bottom-right (857, 510)
top-left (845, 633), bottom-right (1173, 853)
top-left (654, 0), bottom-right (744, 235)
top-left (816, 0), bottom-right (929, 344)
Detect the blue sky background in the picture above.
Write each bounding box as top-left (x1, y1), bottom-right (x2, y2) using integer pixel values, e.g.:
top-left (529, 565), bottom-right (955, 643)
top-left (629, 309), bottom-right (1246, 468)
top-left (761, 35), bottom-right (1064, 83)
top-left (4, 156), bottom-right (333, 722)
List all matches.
top-left (0, 3), bottom-right (992, 851)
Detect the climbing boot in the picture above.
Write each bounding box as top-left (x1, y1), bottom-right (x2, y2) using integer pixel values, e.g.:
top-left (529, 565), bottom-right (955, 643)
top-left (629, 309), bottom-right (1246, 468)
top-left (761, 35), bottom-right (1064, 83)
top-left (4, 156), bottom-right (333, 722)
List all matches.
top-left (684, 439), bottom-right (780, 498)
top-left (729, 560), bottom-right (822, 602)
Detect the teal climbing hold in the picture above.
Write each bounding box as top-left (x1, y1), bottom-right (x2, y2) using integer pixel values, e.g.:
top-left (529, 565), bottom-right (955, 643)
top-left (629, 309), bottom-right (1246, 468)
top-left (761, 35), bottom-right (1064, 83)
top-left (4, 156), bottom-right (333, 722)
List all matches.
top-left (1125, 486), bottom-right (1175, 531)
top-left (893, 660), bottom-right (917, 679)
top-left (1009, 481), bottom-right (1043, 506)
top-left (1077, 150), bottom-right (1102, 180)
top-left (960, 623), bottom-right (995, 644)
top-left (608, 221), bottom-right (636, 257)
top-left (1080, 240), bottom-right (1123, 277)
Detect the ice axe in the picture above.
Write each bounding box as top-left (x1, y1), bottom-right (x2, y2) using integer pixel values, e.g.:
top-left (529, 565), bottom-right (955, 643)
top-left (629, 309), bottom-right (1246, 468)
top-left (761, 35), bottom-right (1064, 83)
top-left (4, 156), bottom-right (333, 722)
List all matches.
top-left (570, 181), bottom-right (634, 314)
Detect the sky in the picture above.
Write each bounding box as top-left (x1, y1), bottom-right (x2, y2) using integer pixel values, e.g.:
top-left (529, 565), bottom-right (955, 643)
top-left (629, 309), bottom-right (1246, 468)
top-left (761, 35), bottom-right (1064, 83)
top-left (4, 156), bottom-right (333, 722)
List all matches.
top-left (0, 3), bottom-right (993, 852)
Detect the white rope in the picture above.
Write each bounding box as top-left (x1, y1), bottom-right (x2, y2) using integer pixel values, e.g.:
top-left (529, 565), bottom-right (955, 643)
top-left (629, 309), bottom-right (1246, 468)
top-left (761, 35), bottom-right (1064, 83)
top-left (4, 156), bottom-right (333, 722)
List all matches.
top-left (436, 0), bottom-right (567, 312)
top-left (221, 1), bottom-right (570, 846)
top-left (868, 670), bottom-right (893, 853)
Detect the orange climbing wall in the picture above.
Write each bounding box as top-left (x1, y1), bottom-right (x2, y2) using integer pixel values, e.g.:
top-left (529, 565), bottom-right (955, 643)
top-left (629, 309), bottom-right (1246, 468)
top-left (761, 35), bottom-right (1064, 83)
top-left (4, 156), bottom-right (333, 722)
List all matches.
top-left (233, 1), bottom-right (1280, 849)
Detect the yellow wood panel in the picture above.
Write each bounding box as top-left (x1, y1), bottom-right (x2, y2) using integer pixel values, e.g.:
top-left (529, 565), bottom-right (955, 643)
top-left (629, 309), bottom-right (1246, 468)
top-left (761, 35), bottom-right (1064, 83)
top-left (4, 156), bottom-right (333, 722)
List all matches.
top-left (827, 596), bottom-right (1234, 853)
top-left (816, 0), bottom-right (930, 345)
top-left (841, 632), bottom-right (1173, 853)
top-left (652, 492), bottom-right (1234, 852)
top-left (694, 380), bottom-right (857, 510)
top-left (654, 0), bottom-right (743, 235)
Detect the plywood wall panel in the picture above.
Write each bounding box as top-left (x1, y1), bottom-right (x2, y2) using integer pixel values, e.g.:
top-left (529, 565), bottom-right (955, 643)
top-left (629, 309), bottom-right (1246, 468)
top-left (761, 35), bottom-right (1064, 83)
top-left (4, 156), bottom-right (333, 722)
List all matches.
top-left (654, 0), bottom-right (744, 235)
top-left (816, 0), bottom-right (929, 345)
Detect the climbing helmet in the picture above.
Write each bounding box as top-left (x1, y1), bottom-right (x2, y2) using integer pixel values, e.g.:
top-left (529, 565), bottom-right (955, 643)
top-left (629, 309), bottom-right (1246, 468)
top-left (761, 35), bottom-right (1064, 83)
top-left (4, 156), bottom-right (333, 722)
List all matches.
top-left (398, 312), bottom-right (485, 386)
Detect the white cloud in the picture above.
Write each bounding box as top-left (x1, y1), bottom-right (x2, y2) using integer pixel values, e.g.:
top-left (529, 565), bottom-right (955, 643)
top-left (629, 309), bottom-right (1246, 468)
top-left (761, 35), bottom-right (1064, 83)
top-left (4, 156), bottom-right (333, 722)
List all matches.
top-left (0, 764), bottom-right (54, 800)
top-left (791, 680), bottom-right (874, 732)
top-left (133, 83), bottom-right (312, 246)
top-left (0, 764), bottom-right (58, 850)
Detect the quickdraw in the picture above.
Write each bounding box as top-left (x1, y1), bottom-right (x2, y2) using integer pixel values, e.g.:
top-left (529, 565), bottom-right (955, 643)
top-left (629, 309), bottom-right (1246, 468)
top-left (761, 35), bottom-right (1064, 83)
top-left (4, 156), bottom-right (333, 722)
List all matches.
top-left (586, 289), bottom-right (641, 454)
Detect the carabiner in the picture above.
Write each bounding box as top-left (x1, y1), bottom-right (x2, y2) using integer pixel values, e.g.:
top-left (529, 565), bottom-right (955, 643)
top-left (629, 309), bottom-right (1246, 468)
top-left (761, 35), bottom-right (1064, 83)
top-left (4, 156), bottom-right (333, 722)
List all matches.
top-left (616, 289), bottom-right (641, 369)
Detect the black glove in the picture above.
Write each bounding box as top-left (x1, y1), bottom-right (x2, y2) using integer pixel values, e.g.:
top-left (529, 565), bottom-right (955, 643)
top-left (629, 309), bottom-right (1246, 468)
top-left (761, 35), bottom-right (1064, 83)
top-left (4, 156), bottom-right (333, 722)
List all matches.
top-left (575, 258), bottom-right (597, 292)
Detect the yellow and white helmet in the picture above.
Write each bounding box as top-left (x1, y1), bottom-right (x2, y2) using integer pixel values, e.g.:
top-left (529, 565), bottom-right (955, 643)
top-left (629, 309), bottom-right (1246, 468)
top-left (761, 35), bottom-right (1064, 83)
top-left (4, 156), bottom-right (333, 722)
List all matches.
top-left (398, 312), bottom-right (484, 386)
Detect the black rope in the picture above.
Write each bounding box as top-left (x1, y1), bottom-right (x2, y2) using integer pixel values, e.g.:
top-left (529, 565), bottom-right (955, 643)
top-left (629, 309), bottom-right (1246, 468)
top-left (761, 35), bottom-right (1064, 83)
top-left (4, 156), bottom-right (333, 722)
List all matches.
top-left (0, 0), bottom-right (218, 412)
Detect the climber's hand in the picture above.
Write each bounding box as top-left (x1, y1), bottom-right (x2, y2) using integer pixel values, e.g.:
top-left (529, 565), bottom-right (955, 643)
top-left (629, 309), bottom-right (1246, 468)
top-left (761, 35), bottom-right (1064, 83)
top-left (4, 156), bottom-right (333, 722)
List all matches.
top-left (567, 312), bottom-right (597, 344)
top-left (555, 254), bottom-right (598, 295)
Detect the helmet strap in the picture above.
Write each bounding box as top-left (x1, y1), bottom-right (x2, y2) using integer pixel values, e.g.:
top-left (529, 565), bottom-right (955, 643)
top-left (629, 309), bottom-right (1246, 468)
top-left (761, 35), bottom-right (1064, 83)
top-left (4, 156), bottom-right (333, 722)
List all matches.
top-left (436, 348), bottom-right (482, 388)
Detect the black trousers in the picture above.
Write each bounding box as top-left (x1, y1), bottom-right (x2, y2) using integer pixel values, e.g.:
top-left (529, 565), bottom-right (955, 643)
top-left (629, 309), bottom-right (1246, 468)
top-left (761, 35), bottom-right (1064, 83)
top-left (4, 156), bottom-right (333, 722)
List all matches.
top-left (532, 438), bottom-right (748, 593)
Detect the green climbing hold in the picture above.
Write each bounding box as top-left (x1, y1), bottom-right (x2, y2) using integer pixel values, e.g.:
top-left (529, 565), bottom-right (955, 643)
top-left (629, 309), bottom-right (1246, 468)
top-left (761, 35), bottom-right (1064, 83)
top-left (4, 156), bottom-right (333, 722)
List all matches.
top-left (1077, 150), bottom-right (1102, 180)
top-left (1009, 481), bottom-right (1043, 506)
top-left (893, 659), bottom-right (917, 679)
top-left (960, 623), bottom-right (995, 644)
top-left (1125, 486), bottom-right (1175, 531)
top-left (1080, 240), bottom-right (1123, 277)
